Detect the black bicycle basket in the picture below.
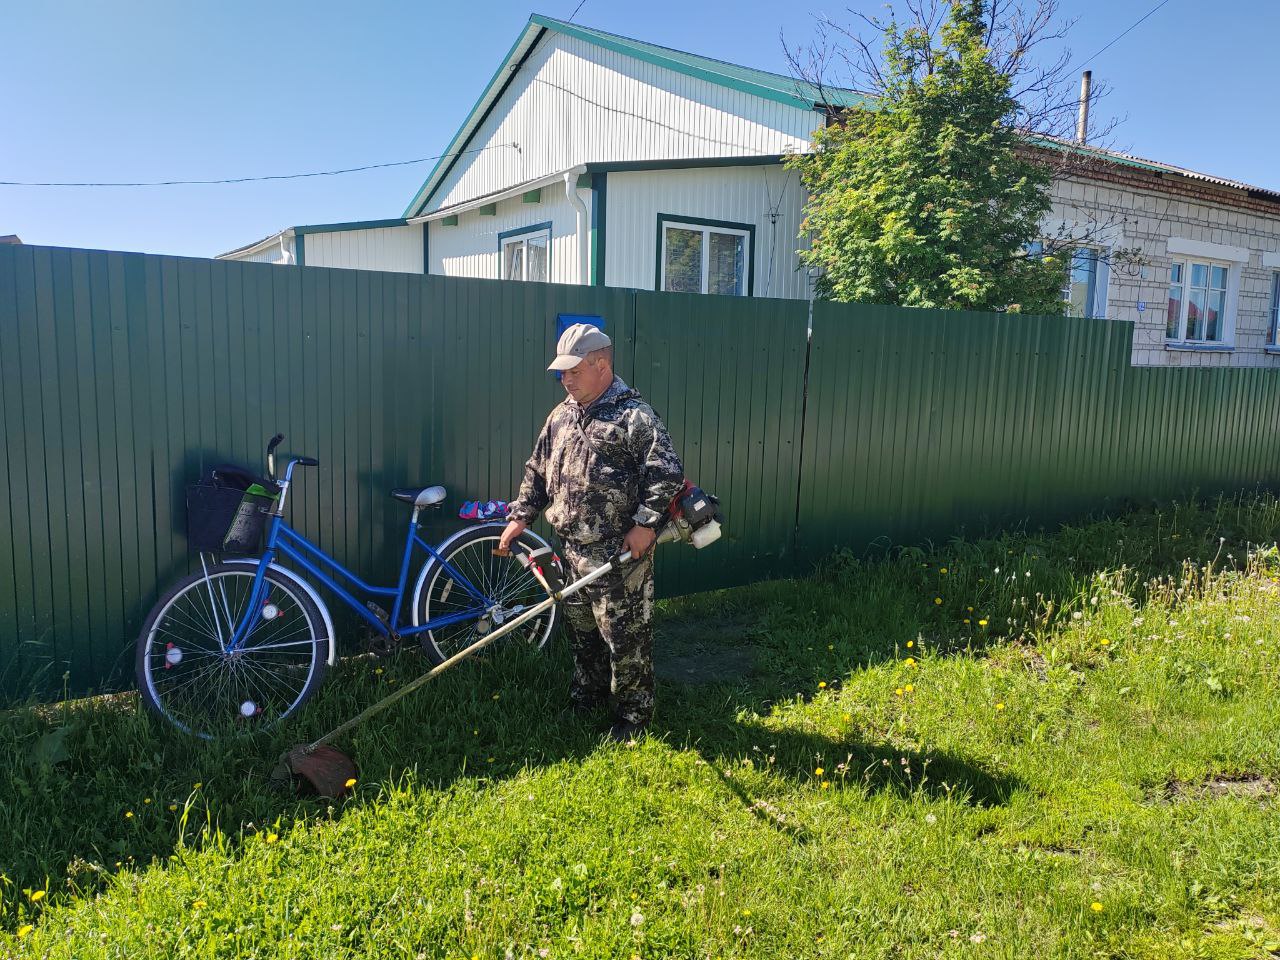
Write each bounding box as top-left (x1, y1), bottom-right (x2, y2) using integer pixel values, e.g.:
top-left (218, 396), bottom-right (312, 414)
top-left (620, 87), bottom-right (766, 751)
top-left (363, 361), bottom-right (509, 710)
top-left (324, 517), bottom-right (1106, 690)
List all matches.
top-left (186, 464), bottom-right (280, 554)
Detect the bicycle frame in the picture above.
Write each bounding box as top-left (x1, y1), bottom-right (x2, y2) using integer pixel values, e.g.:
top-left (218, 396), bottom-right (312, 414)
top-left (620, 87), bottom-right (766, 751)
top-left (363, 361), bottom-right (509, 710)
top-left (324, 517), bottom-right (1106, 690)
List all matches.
top-left (224, 460), bottom-right (498, 652)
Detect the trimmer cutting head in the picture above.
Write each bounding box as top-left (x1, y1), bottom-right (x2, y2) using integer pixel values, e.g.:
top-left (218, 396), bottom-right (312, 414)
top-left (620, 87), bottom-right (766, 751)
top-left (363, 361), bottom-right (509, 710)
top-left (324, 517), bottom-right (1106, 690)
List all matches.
top-left (271, 744), bottom-right (358, 798)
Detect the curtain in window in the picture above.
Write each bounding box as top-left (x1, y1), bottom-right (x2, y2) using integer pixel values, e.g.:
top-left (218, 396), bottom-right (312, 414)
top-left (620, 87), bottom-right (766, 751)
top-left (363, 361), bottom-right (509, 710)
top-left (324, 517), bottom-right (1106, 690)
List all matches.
top-left (663, 227), bottom-right (702, 293)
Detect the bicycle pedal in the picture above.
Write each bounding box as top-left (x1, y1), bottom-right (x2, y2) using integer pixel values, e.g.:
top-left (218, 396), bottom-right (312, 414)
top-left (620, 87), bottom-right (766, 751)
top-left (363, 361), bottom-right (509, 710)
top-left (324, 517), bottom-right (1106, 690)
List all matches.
top-left (366, 632), bottom-right (401, 658)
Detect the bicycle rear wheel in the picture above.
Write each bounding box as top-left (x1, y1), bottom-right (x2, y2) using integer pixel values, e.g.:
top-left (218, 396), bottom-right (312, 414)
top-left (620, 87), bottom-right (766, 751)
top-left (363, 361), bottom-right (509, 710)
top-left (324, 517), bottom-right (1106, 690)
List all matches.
top-left (135, 563), bottom-right (327, 738)
top-left (414, 526), bottom-right (560, 666)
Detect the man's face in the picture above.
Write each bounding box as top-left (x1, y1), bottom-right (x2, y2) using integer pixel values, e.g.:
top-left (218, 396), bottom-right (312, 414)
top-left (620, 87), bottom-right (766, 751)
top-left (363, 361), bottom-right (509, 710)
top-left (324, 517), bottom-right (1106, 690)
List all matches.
top-left (561, 352), bottom-right (612, 405)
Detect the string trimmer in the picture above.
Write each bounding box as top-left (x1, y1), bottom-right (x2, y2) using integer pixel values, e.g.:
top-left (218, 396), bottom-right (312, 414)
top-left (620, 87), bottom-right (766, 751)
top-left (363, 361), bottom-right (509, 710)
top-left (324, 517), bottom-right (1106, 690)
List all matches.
top-left (273, 482), bottom-right (721, 797)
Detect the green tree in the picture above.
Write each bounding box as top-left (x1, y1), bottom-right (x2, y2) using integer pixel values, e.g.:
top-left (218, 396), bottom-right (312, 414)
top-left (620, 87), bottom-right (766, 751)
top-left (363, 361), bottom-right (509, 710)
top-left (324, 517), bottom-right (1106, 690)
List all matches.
top-left (790, 0), bottom-right (1068, 313)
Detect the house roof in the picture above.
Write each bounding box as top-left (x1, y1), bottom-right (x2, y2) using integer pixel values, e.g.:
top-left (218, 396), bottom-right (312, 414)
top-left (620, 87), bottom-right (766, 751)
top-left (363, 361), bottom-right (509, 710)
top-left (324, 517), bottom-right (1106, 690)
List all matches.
top-left (401, 13), bottom-right (863, 219)
top-left (1028, 135), bottom-right (1280, 202)
top-left (216, 218), bottom-right (410, 260)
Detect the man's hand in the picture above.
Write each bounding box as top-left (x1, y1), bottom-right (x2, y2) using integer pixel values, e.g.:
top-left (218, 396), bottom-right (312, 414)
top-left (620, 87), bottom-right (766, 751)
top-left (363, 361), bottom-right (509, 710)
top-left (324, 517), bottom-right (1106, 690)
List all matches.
top-left (622, 524), bottom-right (657, 559)
top-left (499, 519), bottom-right (527, 552)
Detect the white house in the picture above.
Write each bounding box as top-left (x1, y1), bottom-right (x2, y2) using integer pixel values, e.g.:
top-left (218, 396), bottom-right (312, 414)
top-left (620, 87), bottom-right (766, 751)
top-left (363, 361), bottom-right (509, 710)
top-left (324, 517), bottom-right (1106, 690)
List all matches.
top-left (219, 14), bottom-right (1280, 367)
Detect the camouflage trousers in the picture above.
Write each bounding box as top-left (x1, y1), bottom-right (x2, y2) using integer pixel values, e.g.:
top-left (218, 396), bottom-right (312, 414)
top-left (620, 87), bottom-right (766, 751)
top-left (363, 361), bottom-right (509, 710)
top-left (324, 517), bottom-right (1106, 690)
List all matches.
top-left (559, 537), bottom-right (656, 724)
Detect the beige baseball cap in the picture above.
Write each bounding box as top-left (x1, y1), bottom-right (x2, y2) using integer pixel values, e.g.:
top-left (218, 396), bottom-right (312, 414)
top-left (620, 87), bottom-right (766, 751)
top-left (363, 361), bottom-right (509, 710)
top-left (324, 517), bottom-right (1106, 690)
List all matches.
top-left (548, 323), bottom-right (611, 371)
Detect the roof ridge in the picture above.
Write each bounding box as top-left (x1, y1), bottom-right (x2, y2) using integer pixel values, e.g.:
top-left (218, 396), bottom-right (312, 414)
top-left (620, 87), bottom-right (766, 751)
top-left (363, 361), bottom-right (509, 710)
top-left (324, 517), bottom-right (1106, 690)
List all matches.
top-left (532, 13), bottom-right (851, 93)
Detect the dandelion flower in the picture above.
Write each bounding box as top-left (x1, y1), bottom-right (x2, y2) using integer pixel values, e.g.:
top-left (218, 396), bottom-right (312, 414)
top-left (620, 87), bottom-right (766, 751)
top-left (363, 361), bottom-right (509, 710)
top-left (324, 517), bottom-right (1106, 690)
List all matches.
top-left (17, 925), bottom-right (33, 938)
top-left (827, 644), bottom-right (833, 650)
top-left (168, 804), bottom-right (177, 812)
top-left (492, 693), bottom-right (500, 700)
top-left (995, 702), bottom-right (1005, 711)
top-left (934, 597), bottom-right (942, 605)
top-left (904, 684), bottom-right (914, 693)
top-left (344, 778), bottom-right (357, 789)
top-left (266, 832), bottom-right (279, 844)
top-left (124, 811), bottom-right (134, 819)
top-left (1100, 638), bottom-right (1111, 646)
top-left (978, 619), bottom-right (988, 627)
top-left (842, 713), bottom-right (851, 722)
top-left (821, 781), bottom-right (830, 789)
top-left (1090, 902), bottom-right (1103, 912)
top-left (964, 618), bottom-right (971, 624)
top-left (193, 900), bottom-right (207, 909)
top-left (815, 767), bottom-right (825, 777)
top-left (895, 688), bottom-right (904, 697)
top-left (818, 681), bottom-right (827, 689)
top-left (143, 798), bottom-right (152, 805)
top-left (967, 606), bottom-right (974, 612)
top-left (904, 657), bottom-right (916, 666)
top-left (940, 567), bottom-right (948, 574)
top-left (193, 782), bottom-right (203, 790)
top-left (28, 890), bottom-right (45, 903)
top-left (906, 640), bottom-right (914, 648)
top-left (742, 909), bottom-right (752, 917)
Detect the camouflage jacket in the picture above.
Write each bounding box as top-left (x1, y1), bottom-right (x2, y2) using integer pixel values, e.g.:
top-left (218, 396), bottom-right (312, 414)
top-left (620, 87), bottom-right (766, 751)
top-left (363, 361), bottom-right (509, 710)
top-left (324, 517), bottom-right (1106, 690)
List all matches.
top-left (509, 377), bottom-right (685, 545)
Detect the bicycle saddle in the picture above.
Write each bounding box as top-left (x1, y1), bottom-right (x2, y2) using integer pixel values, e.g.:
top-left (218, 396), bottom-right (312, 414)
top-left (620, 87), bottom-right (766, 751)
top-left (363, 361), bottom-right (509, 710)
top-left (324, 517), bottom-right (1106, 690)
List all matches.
top-left (390, 485), bottom-right (447, 508)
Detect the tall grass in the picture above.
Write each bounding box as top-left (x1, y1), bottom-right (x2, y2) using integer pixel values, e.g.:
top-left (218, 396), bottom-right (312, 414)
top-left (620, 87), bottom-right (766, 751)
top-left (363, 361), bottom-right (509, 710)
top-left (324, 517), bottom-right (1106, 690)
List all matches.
top-left (3, 492), bottom-right (1279, 957)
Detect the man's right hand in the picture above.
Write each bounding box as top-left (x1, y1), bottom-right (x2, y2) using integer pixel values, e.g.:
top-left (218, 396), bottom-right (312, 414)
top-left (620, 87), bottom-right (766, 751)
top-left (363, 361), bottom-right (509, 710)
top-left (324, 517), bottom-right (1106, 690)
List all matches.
top-left (499, 519), bottom-right (527, 552)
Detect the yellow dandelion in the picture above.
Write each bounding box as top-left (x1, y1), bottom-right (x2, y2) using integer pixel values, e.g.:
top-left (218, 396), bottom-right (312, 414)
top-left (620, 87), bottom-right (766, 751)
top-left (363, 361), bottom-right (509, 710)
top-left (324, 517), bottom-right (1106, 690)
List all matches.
top-left (193, 782), bottom-right (203, 790)
top-left (895, 687), bottom-right (904, 697)
top-left (964, 618), bottom-right (971, 624)
top-left (1100, 638), bottom-right (1111, 646)
top-left (487, 757), bottom-right (495, 763)
top-left (940, 567), bottom-right (948, 574)
top-left (143, 797), bottom-right (152, 805)
top-left (168, 804), bottom-right (177, 812)
top-left (815, 767), bottom-right (825, 777)
top-left (742, 909), bottom-right (752, 917)
top-left (995, 702), bottom-right (1005, 711)
top-left (818, 681), bottom-right (827, 689)
top-left (344, 778), bottom-right (357, 789)
top-left (17, 925), bottom-right (33, 938)
top-left (28, 890), bottom-right (45, 903)
top-left (934, 597), bottom-right (942, 605)
top-left (904, 684), bottom-right (914, 693)
top-left (1090, 901), bottom-right (1103, 912)
top-left (827, 644), bottom-right (833, 650)
top-left (266, 833), bottom-right (279, 844)
top-left (842, 713), bottom-right (852, 722)
top-left (374, 667), bottom-right (384, 675)
top-left (193, 900), bottom-right (207, 910)
top-left (904, 657), bottom-right (916, 667)
top-left (967, 606), bottom-right (974, 612)
top-left (906, 640), bottom-right (914, 648)
top-left (821, 781), bottom-right (831, 789)
top-left (978, 619), bottom-right (988, 627)
top-left (124, 811), bottom-right (134, 819)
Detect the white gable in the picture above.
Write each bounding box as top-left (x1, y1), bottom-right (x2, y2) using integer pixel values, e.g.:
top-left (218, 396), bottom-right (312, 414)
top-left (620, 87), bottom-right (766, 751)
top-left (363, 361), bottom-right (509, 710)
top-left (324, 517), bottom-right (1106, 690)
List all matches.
top-left (424, 31), bottom-right (819, 213)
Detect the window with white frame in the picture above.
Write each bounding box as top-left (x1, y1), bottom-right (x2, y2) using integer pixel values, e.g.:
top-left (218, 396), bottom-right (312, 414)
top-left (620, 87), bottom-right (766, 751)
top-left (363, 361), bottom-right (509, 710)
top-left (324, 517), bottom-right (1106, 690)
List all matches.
top-left (1269, 272), bottom-right (1280, 346)
top-left (1166, 259), bottom-right (1230, 343)
top-left (1025, 241), bottom-right (1109, 318)
top-left (659, 217), bottom-right (752, 296)
top-left (500, 224), bottom-right (550, 283)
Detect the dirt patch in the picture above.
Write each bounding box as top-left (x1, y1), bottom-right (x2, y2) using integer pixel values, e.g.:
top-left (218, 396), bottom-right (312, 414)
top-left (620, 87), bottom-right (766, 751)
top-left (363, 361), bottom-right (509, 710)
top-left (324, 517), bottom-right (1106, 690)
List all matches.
top-left (654, 613), bottom-right (759, 685)
top-left (1156, 774), bottom-right (1276, 803)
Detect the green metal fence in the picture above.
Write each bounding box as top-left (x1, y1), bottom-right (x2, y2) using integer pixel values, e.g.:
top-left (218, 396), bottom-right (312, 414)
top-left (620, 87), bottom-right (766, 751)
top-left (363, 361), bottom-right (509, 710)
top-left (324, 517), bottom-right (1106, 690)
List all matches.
top-left (3, 243), bottom-right (1279, 701)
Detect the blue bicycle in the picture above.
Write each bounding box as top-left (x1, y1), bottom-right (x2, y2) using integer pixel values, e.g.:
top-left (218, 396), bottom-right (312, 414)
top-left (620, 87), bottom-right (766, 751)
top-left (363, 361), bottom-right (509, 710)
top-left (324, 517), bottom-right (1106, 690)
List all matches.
top-left (135, 435), bottom-right (559, 739)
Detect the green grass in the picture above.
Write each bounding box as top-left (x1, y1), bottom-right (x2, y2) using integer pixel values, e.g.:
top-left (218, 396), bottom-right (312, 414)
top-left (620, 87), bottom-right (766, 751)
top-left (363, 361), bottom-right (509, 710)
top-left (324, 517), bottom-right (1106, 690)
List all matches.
top-left (4, 494), bottom-right (1280, 958)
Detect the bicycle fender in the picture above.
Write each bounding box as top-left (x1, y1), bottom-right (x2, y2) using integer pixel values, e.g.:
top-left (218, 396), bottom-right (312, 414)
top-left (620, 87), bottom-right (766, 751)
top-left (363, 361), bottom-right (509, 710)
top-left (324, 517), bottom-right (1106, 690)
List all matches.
top-left (409, 522), bottom-right (555, 628)
top-left (221, 559), bottom-right (338, 666)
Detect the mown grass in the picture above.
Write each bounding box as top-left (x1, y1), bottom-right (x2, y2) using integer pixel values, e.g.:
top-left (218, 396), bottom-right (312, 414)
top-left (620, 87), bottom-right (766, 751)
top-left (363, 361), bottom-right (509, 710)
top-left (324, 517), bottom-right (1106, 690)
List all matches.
top-left (3, 493), bottom-right (1280, 958)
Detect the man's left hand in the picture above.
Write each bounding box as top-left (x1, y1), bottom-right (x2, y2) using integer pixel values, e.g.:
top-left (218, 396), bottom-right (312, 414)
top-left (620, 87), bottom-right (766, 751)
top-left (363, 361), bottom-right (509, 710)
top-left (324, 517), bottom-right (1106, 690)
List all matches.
top-left (622, 524), bottom-right (657, 559)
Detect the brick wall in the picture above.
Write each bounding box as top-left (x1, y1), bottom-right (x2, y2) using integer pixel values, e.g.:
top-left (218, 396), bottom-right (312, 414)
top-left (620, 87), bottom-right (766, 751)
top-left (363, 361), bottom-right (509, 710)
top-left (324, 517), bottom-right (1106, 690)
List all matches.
top-left (1046, 159), bottom-right (1280, 367)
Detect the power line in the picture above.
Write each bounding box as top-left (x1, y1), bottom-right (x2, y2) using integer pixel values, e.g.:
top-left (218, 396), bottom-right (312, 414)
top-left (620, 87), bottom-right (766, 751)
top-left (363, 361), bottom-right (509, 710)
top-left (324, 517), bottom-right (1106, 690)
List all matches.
top-left (567, 0), bottom-right (590, 22)
top-left (0, 142), bottom-right (519, 188)
top-left (1071, 0), bottom-right (1174, 72)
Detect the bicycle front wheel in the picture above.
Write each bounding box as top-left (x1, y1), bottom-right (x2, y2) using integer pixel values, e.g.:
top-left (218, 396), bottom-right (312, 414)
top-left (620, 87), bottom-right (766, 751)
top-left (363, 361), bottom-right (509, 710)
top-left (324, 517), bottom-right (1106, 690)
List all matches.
top-left (415, 525), bottom-right (560, 666)
top-left (135, 563), bottom-right (327, 739)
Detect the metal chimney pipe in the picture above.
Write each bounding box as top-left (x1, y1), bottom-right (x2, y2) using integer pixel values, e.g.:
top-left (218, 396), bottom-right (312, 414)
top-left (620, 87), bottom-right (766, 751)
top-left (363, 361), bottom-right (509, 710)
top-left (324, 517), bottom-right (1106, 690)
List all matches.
top-left (1077, 70), bottom-right (1092, 144)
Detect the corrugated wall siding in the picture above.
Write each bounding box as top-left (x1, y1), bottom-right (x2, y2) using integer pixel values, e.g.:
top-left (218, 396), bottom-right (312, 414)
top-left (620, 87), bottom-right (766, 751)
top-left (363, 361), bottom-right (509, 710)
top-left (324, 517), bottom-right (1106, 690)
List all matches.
top-left (5, 243), bottom-right (1280, 701)
top-left (428, 32), bottom-right (816, 211)
top-left (303, 225), bottom-right (424, 274)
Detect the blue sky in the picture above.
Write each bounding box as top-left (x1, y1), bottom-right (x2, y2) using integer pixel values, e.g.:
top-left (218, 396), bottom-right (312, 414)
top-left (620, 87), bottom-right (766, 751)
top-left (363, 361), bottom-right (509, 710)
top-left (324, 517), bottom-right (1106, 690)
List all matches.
top-left (3, 0), bottom-right (1274, 258)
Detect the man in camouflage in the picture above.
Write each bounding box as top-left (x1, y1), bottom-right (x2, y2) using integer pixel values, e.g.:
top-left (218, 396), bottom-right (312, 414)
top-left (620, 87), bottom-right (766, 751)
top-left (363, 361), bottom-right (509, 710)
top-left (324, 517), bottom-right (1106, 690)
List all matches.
top-left (500, 323), bottom-right (685, 741)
